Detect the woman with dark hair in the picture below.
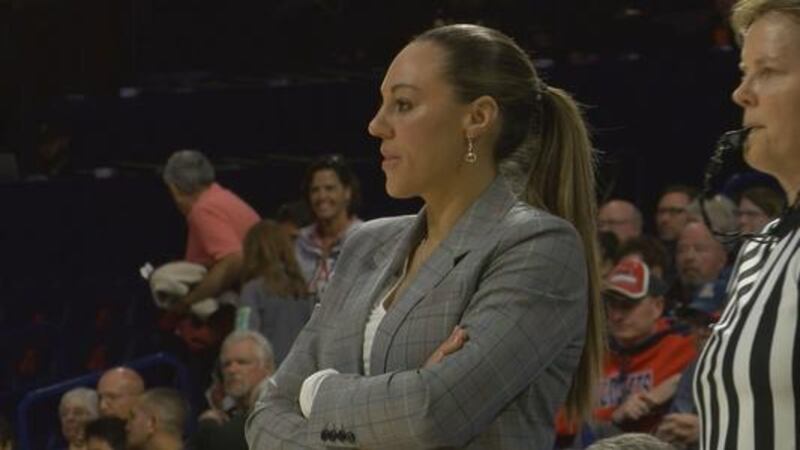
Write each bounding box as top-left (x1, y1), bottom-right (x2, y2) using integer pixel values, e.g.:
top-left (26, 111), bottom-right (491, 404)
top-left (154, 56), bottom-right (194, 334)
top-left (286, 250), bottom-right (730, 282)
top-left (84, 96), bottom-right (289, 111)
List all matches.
top-left (238, 219), bottom-right (313, 365)
top-left (295, 155), bottom-right (363, 295)
top-left (247, 24), bottom-right (603, 448)
top-left (736, 186), bottom-right (785, 233)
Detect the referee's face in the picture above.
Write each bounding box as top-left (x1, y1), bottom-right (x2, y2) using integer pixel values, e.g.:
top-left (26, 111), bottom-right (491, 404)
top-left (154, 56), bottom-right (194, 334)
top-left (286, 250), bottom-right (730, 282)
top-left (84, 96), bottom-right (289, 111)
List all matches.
top-left (733, 12), bottom-right (800, 188)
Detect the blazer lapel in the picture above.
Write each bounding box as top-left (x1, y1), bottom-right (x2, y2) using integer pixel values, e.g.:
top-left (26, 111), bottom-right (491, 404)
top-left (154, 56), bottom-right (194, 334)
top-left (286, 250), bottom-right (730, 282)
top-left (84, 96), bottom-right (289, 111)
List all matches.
top-left (330, 217), bottom-right (422, 374)
top-left (369, 176), bottom-right (519, 374)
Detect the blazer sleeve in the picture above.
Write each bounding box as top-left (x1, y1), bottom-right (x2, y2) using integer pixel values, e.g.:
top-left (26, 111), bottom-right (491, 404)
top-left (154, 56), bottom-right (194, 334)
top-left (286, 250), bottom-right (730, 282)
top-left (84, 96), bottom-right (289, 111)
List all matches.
top-left (245, 299), bottom-right (326, 449)
top-left (303, 217), bottom-right (588, 448)
top-left (244, 220), bottom-right (382, 449)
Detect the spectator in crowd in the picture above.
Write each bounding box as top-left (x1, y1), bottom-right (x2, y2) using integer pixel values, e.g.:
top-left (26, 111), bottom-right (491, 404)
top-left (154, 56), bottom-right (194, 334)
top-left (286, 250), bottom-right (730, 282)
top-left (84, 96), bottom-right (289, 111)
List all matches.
top-left (162, 149), bottom-right (260, 313)
top-left (617, 235), bottom-right (671, 279)
top-left (594, 259), bottom-right (696, 434)
top-left (0, 416), bottom-right (14, 450)
top-left (126, 388), bottom-right (187, 450)
top-left (598, 199), bottom-right (643, 244)
top-left (672, 221), bottom-right (729, 309)
top-left (59, 388), bottom-right (99, 450)
top-left (97, 367), bottom-right (145, 420)
top-left (655, 283), bottom-right (724, 450)
top-left (587, 432), bottom-right (676, 450)
top-left (84, 417), bottom-right (126, 450)
top-left (295, 154), bottom-right (363, 295)
top-left (274, 200), bottom-right (312, 243)
top-left (654, 185), bottom-right (699, 284)
top-left (194, 331), bottom-right (274, 450)
top-left (686, 194), bottom-right (739, 244)
top-left (238, 220), bottom-right (313, 365)
top-left (655, 185), bottom-right (698, 244)
top-left (22, 121), bottom-right (74, 180)
top-left (160, 149), bottom-right (261, 407)
top-left (737, 186), bottom-right (785, 233)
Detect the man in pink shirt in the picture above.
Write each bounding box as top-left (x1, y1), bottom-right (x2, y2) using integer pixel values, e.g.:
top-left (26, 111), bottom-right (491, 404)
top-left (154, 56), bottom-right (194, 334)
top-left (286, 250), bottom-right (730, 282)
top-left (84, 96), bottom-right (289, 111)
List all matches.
top-left (162, 149), bottom-right (260, 314)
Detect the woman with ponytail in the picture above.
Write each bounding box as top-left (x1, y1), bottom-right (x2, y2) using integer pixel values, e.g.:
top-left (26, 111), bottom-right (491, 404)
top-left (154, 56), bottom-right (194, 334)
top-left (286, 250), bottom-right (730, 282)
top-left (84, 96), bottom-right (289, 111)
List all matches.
top-left (247, 24), bottom-right (603, 449)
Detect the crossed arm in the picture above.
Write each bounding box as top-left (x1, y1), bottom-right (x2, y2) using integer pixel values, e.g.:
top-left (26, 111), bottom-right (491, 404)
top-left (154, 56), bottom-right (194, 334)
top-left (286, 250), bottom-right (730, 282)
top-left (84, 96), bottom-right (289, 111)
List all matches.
top-left (246, 225), bottom-right (587, 449)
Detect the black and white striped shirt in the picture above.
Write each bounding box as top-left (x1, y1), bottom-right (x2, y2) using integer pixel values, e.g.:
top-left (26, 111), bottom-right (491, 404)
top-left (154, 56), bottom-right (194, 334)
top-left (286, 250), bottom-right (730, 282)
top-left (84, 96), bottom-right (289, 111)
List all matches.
top-left (694, 219), bottom-right (800, 449)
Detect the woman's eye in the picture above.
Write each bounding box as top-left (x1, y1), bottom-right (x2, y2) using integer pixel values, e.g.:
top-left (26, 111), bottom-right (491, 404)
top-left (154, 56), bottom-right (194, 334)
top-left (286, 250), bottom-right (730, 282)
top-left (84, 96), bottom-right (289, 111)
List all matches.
top-left (395, 100), bottom-right (412, 112)
top-left (758, 68), bottom-right (777, 79)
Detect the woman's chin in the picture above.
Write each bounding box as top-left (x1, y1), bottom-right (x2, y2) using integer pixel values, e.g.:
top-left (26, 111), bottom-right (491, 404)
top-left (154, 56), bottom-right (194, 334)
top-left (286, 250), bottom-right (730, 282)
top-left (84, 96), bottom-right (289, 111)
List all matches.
top-left (384, 181), bottom-right (413, 199)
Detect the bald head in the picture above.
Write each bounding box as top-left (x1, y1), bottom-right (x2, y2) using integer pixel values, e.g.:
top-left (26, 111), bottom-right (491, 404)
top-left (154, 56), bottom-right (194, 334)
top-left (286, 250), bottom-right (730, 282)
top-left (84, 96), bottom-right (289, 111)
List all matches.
top-left (598, 199), bottom-right (643, 244)
top-left (98, 367), bottom-right (145, 420)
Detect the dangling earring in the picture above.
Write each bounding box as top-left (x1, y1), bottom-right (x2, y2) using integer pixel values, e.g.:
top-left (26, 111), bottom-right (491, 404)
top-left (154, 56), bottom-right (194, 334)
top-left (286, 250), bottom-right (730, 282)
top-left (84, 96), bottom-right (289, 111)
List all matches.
top-left (465, 137), bottom-right (477, 164)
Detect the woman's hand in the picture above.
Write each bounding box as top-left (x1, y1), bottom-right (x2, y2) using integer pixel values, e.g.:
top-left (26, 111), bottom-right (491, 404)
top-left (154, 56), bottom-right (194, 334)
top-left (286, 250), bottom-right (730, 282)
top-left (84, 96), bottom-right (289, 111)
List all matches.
top-left (424, 326), bottom-right (468, 368)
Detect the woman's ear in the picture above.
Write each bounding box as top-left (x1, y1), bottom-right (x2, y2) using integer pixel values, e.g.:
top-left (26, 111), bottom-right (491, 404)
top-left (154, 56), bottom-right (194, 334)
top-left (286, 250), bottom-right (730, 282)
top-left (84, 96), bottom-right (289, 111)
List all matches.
top-left (463, 95), bottom-right (499, 139)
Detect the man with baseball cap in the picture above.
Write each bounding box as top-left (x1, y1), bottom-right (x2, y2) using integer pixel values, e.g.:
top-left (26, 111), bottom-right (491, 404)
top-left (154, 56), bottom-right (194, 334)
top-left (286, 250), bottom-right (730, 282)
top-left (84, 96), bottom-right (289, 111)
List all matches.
top-left (594, 257), bottom-right (697, 434)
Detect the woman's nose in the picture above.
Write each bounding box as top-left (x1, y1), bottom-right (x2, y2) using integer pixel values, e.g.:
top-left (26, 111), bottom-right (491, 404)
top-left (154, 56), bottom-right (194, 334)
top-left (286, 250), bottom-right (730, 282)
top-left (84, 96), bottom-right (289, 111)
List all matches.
top-left (368, 108), bottom-right (391, 139)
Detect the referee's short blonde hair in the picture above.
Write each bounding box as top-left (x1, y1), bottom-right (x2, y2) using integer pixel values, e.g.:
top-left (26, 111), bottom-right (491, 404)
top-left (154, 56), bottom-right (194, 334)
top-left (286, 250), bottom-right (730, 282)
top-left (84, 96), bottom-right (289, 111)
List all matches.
top-left (732, 0), bottom-right (800, 38)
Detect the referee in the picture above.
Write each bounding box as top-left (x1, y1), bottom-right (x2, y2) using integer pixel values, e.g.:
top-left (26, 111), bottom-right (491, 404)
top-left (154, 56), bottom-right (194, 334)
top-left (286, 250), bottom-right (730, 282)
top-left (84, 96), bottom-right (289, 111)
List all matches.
top-left (694, 1), bottom-right (800, 449)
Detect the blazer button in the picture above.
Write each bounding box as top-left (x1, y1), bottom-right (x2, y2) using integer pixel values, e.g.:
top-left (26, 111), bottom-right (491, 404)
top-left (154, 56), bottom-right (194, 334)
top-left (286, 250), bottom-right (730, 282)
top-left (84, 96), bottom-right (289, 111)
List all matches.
top-left (345, 431), bottom-right (356, 443)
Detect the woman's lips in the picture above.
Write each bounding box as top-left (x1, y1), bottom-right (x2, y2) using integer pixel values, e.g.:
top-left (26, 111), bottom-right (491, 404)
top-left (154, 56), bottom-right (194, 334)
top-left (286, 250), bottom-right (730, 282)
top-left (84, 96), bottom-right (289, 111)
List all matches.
top-left (382, 156), bottom-right (400, 170)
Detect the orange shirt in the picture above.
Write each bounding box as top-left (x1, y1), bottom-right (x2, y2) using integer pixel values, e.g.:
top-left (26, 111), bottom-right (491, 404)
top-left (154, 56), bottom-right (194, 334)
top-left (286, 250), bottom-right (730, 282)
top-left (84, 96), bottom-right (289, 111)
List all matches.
top-left (185, 182), bottom-right (260, 266)
top-left (556, 319), bottom-right (696, 438)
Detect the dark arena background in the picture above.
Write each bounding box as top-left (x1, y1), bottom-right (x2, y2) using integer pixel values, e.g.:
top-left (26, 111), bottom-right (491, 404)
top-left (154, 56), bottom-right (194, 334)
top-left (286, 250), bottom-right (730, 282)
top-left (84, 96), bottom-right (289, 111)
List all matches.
top-left (0, 0), bottom-right (751, 448)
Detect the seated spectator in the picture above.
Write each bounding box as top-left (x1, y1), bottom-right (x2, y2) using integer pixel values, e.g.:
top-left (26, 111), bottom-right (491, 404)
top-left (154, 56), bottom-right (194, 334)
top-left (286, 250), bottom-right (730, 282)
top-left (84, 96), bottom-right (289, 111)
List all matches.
top-left (653, 185), bottom-right (699, 293)
top-left (84, 417), bottom-right (126, 450)
top-left (0, 416), bottom-right (14, 450)
top-left (595, 259), bottom-right (696, 434)
top-left (671, 222), bottom-right (729, 310)
top-left (737, 186), bottom-right (785, 234)
top-left (587, 432), bottom-right (676, 450)
top-left (194, 331), bottom-right (274, 450)
top-left (274, 200), bottom-right (312, 243)
top-left (617, 235), bottom-right (671, 280)
top-left (97, 367), bottom-right (145, 420)
top-left (686, 194), bottom-right (738, 236)
top-left (126, 388), bottom-right (187, 450)
top-left (655, 283), bottom-right (725, 450)
top-left (598, 199), bottom-right (643, 244)
top-left (23, 121), bottom-right (74, 180)
top-left (59, 388), bottom-right (99, 450)
top-left (238, 220), bottom-right (313, 365)
top-left (655, 185), bottom-right (698, 245)
top-left (295, 154), bottom-right (363, 295)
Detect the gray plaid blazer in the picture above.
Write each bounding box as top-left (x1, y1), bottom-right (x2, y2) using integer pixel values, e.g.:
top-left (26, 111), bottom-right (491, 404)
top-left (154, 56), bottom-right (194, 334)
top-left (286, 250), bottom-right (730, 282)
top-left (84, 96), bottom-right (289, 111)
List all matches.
top-left (246, 176), bottom-right (588, 449)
